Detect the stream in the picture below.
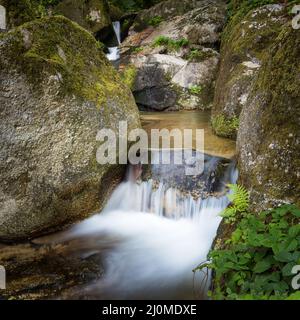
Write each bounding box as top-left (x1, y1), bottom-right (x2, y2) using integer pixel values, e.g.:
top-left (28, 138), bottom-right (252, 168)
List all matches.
top-left (0, 110), bottom-right (237, 300)
top-left (49, 111), bottom-right (238, 300)
top-left (1, 19), bottom-right (239, 300)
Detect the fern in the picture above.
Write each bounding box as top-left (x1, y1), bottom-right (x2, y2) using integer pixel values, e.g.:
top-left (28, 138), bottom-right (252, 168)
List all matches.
top-left (221, 184), bottom-right (249, 223)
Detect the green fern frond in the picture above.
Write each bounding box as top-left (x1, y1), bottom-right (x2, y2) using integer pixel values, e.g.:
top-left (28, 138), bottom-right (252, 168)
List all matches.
top-left (221, 184), bottom-right (250, 222)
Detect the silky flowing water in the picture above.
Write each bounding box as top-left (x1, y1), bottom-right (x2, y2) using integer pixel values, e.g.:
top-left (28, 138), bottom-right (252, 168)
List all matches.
top-left (60, 144), bottom-right (237, 299)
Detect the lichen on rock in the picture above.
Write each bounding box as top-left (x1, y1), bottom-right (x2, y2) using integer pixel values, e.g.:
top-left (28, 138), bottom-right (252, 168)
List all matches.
top-left (212, 4), bottom-right (288, 139)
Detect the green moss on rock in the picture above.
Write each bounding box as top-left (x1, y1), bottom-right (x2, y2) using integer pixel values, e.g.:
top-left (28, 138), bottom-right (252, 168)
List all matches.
top-left (237, 24), bottom-right (300, 211)
top-left (0, 0), bottom-right (47, 28)
top-left (120, 64), bottom-right (137, 90)
top-left (0, 16), bottom-right (133, 109)
top-left (212, 115), bottom-right (239, 139)
top-left (212, 4), bottom-right (288, 140)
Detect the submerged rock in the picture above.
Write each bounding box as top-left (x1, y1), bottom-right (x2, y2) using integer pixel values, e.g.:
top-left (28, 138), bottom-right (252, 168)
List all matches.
top-left (119, 0), bottom-right (226, 111)
top-left (0, 16), bottom-right (140, 240)
top-left (212, 4), bottom-right (288, 139)
top-left (237, 24), bottom-right (300, 211)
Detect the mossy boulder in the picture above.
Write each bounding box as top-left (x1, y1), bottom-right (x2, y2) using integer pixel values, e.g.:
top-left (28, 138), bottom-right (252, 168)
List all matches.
top-left (0, 0), bottom-right (111, 34)
top-left (0, 0), bottom-right (47, 29)
top-left (108, 3), bottom-right (124, 21)
top-left (54, 0), bottom-right (111, 34)
top-left (212, 4), bottom-right (288, 139)
top-left (0, 16), bottom-right (140, 240)
top-left (237, 24), bottom-right (300, 211)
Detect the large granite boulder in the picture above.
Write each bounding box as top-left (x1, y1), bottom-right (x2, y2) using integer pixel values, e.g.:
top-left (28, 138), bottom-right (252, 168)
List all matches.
top-left (237, 24), bottom-right (300, 211)
top-left (211, 4), bottom-right (288, 139)
top-left (119, 0), bottom-right (226, 111)
top-left (0, 16), bottom-right (140, 240)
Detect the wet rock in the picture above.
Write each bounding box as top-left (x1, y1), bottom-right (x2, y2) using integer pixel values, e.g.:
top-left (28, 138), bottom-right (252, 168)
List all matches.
top-left (0, 241), bottom-right (104, 299)
top-left (0, 16), bottom-right (140, 240)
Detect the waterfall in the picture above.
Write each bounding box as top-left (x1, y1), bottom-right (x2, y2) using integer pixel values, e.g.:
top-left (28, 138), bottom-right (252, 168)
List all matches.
top-left (106, 47), bottom-right (120, 61)
top-left (106, 21), bottom-right (121, 61)
top-left (113, 21), bottom-right (121, 45)
top-left (64, 152), bottom-right (238, 299)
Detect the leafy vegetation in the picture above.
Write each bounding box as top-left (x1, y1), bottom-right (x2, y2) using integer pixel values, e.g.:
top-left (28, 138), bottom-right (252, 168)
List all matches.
top-left (152, 36), bottom-right (189, 51)
top-left (132, 46), bottom-right (143, 54)
top-left (148, 15), bottom-right (164, 27)
top-left (189, 85), bottom-right (203, 95)
top-left (196, 184), bottom-right (300, 300)
top-left (186, 49), bottom-right (215, 62)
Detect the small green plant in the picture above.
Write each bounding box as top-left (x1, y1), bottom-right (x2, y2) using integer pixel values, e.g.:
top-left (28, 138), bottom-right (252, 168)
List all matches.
top-left (148, 16), bottom-right (164, 27)
top-left (132, 46), bottom-right (143, 54)
top-left (152, 36), bottom-right (189, 51)
top-left (189, 85), bottom-right (203, 95)
top-left (211, 115), bottom-right (239, 139)
top-left (187, 48), bottom-right (217, 62)
top-left (221, 184), bottom-right (250, 223)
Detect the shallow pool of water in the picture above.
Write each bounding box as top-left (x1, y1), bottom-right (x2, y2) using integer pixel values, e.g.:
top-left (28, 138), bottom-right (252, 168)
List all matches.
top-left (140, 110), bottom-right (236, 159)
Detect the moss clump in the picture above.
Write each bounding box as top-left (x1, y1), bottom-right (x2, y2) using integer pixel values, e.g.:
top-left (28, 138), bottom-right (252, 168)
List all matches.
top-left (212, 115), bottom-right (239, 139)
top-left (120, 65), bottom-right (137, 90)
top-left (0, 16), bottom-right (135, 110)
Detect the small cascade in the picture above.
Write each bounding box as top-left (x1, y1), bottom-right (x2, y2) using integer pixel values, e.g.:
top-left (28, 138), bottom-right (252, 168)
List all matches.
top-left (106, 21), bottom-right (121, 61)
top-left (64, 151), bottom-right (238, 299)
top-left (113, 21), bottom-right (121, 45)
